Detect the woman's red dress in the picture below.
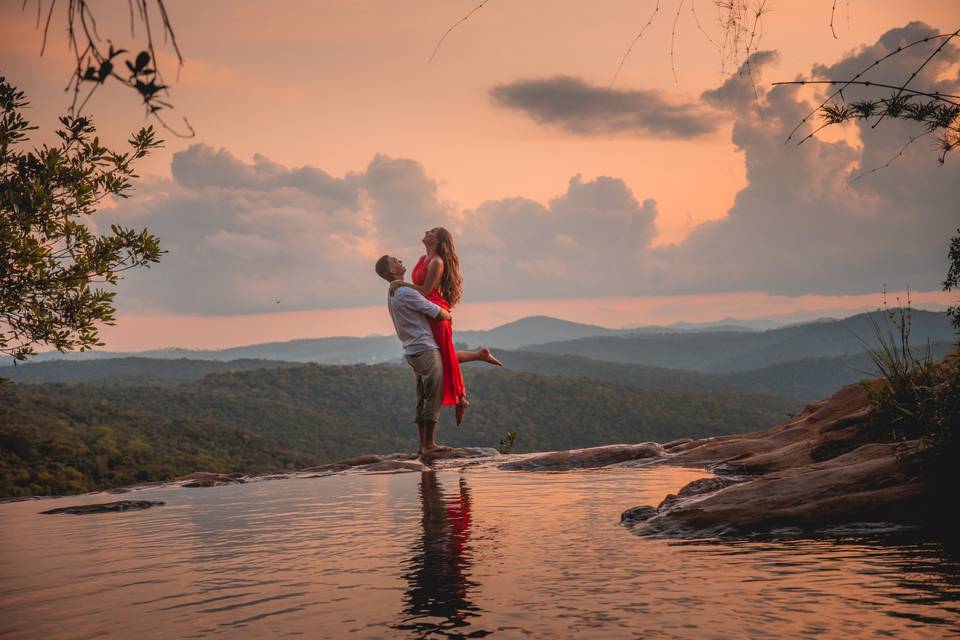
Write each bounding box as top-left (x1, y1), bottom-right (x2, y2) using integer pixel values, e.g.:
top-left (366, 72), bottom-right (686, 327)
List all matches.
top-left (412, 255), bottom-right (466, 406)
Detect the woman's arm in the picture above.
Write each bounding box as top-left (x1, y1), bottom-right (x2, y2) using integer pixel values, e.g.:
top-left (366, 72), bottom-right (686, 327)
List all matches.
top-left (390, 257), bottom-right (443, 296)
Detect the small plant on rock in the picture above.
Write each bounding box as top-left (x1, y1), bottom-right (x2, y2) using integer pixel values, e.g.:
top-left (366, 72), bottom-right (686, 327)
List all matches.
top-left (497, 431), bottom-right (517, 454)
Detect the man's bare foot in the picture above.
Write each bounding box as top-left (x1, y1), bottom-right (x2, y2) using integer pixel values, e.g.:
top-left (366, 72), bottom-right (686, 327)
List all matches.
top-left (456, 398), bottom-right (470, 426)
top-left (479, 347), bottom-right (503, 366)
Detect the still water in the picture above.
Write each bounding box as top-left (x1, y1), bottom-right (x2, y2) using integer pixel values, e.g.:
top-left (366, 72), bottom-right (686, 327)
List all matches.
top-left (1, 466), bottom-right (958, 639)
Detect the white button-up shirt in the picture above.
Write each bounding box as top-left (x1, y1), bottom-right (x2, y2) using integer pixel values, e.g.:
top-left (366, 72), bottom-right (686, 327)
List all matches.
top-left (387, 286), bottom-right (442, 356)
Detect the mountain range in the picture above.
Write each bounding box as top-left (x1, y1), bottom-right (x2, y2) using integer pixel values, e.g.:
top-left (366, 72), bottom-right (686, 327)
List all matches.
top-left (24, 310), bottom-right (956, 378)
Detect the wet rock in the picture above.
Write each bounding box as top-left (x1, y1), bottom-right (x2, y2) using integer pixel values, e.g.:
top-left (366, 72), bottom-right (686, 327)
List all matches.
top-left (178, 472), bottom-right (246, 488)
top-left (41, 500), bottom-right (164, 515)
top-left (303, 452), bottom-right (422, 475)
top-left (629, 443), bottom-right (932, 536)
top-left (362, 460), bottom-right (430, 473)
top-left (677, 476), bottom-right (746, 497)
top-left (419, 446), bottom-right (499, 462)
top-left (622, 381), bottom-right (945, 537)
top-left (662, 438), bottom-right (693, 451)
top-left (500, 443), bottom-right (664, 471)
top-left (1, 495), bottom-right (60, 504)
top-left (621, 506), bottom-right (658, 523)
top-left (668, 383), bottom-right (874, 472)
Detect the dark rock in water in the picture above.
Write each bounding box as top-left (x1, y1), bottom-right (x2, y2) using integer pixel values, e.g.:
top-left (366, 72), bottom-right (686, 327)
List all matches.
top-left (500, 443), bottom-right (664, 471)
top-left (624, 382), bottom-right (939, 537)
top-left (621, 505), bottom-right (658, 523)
top-left (41, 500), bottom-right (164, 515)
top-left (677, 476), bottom-right (745, 497)
top-left (178, 472), bottom-right (246, 488)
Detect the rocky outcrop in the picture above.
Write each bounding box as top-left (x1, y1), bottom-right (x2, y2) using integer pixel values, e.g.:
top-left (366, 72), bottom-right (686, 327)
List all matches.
top-left (177, 472), bottom-right (246, 488)
top-left (300, 448), bottom-right (497, 475)
top-left (165, 449), bottom-right (500, 488)
top-left (41, 500), bottom-right (165, 515)
top-left (499, 443), bottom-right (665, 471)
top-left (622, 382), bottom-right (938, 536)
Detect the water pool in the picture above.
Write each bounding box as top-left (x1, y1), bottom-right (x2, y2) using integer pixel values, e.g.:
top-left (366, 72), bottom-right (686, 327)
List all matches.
top-left (1, 465), bottom-right (958, 638)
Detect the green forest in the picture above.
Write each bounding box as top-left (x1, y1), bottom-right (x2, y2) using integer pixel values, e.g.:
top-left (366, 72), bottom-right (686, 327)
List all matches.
top-left (0, 363), bottom-right (798, 497)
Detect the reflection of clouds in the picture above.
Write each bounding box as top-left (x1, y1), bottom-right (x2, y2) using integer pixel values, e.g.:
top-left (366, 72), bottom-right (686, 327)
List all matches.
top-left (395, 472), bottom-right (489, 639)
top-left (669, 532), bottom-right (960, 629)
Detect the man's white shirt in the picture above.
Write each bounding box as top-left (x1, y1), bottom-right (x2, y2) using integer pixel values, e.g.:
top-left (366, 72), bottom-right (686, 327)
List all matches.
top-left (387, 286), bottom-right (442, 356)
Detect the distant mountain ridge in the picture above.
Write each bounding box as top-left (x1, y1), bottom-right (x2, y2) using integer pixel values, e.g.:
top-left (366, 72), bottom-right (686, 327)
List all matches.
top-left (523, 310), bottom-right (956, 373)
top-left (25, 315), bottom-right (638, 365)
top-left (23, 310), bottom-right (956, 376)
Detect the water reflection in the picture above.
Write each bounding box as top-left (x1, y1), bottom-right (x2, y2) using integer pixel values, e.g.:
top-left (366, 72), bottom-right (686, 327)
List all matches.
top-left (395, 471), bottom-right (490, 639)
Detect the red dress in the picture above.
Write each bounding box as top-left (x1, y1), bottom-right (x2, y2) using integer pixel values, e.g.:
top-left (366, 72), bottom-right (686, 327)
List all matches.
top-left (412, 255), bottom-right (466, 406)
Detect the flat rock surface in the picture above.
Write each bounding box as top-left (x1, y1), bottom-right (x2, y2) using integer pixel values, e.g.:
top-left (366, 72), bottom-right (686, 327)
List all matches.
top-left (500, 443), bottom-right (665, 471)
top-left (177, 471), bottom-right (246, 488)
top-left (41, 500), bottom-right (165, 515)
top-left (419, 446), bottom-right (499, 462)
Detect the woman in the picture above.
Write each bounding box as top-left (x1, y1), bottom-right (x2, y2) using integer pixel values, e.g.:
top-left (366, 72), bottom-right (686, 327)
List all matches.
top-left (391, 227), bottom-right (501, 424)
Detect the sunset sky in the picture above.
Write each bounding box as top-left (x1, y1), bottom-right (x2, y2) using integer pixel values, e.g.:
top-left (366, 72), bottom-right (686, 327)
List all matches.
top-left (3, 1), bottom-right (958, 350)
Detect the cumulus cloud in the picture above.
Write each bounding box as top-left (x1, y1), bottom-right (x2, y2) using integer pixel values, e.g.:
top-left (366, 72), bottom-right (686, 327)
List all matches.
top-left (457, 176), bottom-right (658, 299)
top-left (490, 75), bottom-right (721, 138)
top-left (108, 145), bottom-right (455, 314)
top-left (655, 21), bottom-right (960, 296)
top-left (106, 23), bottom-right (959, 315)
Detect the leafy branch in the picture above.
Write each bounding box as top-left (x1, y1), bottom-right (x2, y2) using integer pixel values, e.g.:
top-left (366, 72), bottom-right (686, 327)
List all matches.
top-left (1, 78), bottom-right (165, 361)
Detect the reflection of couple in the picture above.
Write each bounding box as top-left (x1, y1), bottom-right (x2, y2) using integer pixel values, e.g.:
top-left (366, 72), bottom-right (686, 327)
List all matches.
top-left (376, 227), bottom-right (501, 455)
top-left (395, 472), bottom-right (484, 638)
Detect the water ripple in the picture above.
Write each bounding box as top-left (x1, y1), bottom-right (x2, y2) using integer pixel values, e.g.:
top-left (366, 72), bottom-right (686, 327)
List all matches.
top-left (1, 467), bottom-right (958, 639)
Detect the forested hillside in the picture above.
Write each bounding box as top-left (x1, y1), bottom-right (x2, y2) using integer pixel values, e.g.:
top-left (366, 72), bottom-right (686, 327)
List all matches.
top-left (8, 340), bottom-right (957, 400)
top-left (0, 357), bottom-right (301, 385)
top-left (0, 364), bottom-right (797, 497)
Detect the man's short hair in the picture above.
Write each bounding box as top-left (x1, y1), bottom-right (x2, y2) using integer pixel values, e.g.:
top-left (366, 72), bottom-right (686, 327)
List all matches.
top-left (374, 255), bottom-right (392, 281)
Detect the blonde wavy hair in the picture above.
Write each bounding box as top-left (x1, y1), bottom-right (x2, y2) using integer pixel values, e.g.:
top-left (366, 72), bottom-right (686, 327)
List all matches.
top-left (434, 227), bottom-right (462, 307)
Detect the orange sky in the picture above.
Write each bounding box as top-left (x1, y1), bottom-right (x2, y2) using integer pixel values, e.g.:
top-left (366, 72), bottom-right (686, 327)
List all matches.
top-left (3, 1), bottom-right (959, 349)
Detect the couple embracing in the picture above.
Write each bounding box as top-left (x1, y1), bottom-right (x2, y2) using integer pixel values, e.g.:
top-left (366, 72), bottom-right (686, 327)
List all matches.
top-left (375, 227), bottom-right (501, 455)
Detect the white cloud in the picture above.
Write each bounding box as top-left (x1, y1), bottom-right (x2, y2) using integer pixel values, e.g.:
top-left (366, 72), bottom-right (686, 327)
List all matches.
top-left (105, 23), bottom-right (960, 315)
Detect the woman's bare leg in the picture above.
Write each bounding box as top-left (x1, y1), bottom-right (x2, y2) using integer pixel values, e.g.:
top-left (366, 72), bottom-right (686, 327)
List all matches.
top-left (457, 347), bottom-right (503, 366)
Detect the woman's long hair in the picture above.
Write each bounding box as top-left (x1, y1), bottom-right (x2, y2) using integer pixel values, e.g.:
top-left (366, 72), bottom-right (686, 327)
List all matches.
top-left (435, 227), bottom-right (462, 307)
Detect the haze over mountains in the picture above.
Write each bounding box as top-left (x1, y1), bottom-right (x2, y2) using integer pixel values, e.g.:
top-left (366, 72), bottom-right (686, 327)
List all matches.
top-left (9, 310), bottom-right (956, 402)
top-left (25, 309), bottom-right (956, 370)
top-left (522, 310), bottom-right (956, 373)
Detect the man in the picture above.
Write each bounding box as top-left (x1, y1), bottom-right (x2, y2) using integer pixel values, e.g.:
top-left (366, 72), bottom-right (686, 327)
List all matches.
top-left (375, 254), bottom-right (452, 455)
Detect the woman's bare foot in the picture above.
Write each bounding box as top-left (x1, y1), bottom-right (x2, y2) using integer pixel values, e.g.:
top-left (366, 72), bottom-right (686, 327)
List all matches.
top-left (479, 347), bottom-right (503, 366)
top-left (456, 397), bottom-right (470, 426)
